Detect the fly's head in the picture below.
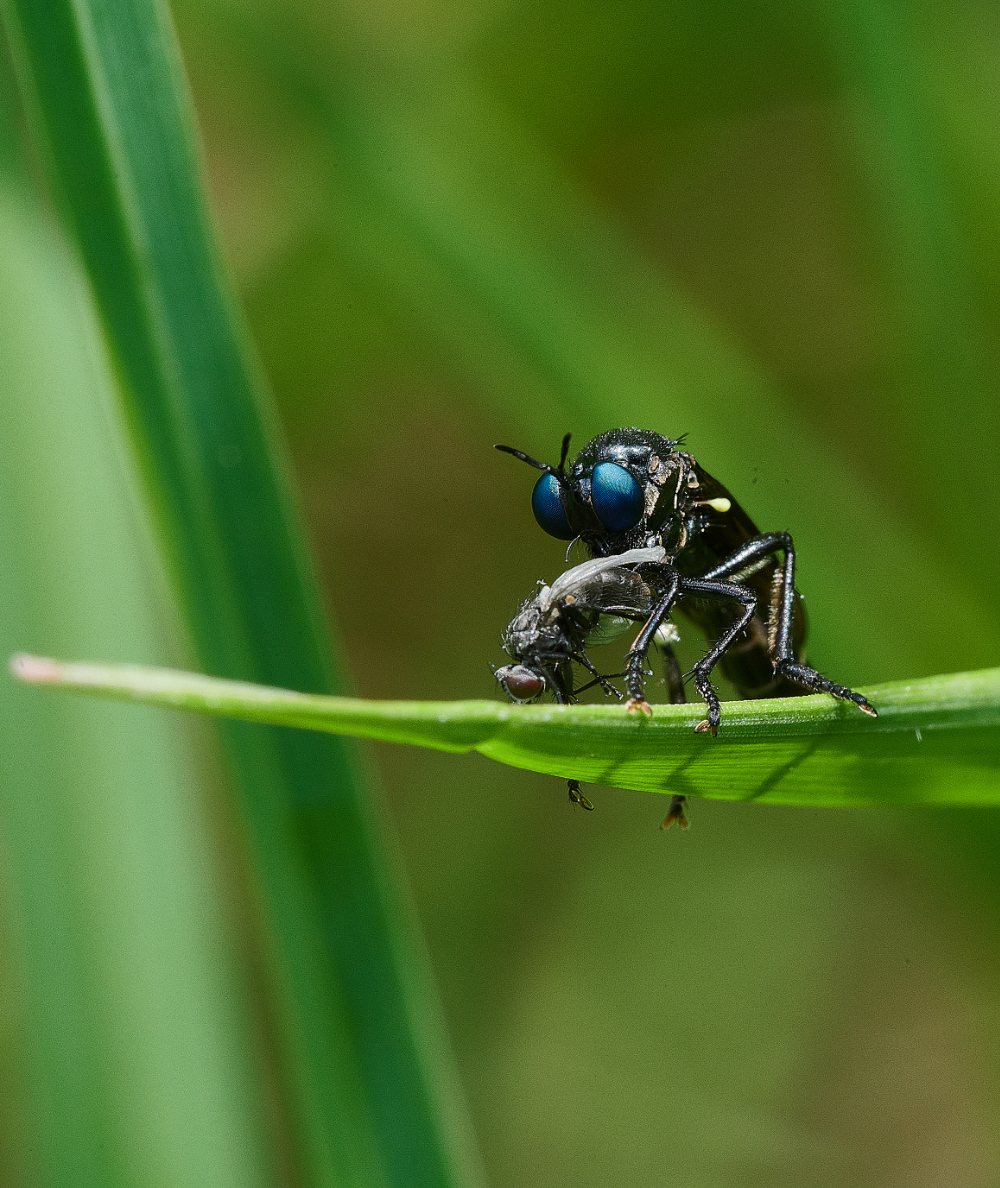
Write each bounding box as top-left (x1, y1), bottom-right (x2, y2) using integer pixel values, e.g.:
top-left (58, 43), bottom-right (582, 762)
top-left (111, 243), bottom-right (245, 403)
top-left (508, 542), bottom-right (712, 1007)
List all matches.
top-left (494, 663), bottom-right (548, 702)
top-left (496, 427), bottom-right (694, 557)
top-left (497, 593), bottom-right (575, 703)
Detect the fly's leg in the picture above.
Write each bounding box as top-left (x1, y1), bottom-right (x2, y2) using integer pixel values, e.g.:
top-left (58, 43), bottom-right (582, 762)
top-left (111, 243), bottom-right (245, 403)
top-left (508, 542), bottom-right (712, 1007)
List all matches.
top-left (623, 574), bottom-right (682, 716)
top-left (657, 640), bottom-right (690, 830)
top-left (572, 650), bottom-right (624, 699)
top-left (552, 672), bottom-right (596, 809)
top-left (770, 661), bottom-right (877, 716)
top-left (567, 781), bottom-right (595, 811)
top-left (661, 795), bottom-right (689, 830)
top-left (701, 532), bottom-right (798, 667)
top-left (618, 606), bottom-right (694, 830)
top-left (659, 641), bottom-right (686, 705)
top-left (678, 577), bottom-right (757, 735)
top-left (572, 674), bottom-right (624, 698)
top-left (699, 533), bottom-right (877, 718)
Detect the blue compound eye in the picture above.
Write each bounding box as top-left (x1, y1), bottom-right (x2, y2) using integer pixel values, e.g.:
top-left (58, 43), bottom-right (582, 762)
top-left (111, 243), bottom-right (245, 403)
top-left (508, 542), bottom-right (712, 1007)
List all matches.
top-left (591, 462), bottom-right (644, 532)
top-left (531, 473), bottom-right (575, 539)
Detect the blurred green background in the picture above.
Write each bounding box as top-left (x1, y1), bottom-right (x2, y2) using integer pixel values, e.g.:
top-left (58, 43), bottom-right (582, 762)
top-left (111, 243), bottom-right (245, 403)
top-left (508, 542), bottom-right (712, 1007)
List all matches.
top-left (4, 0), bottom-right (1000, 1182)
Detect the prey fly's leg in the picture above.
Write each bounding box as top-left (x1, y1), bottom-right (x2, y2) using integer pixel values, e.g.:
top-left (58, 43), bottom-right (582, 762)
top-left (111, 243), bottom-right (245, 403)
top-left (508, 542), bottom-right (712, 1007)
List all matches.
top-left (572, 650), bottom-right (625, 700)
top-left (678, 576), bottom-right (758, 735)
top-left (551, 665), bottom-right (596, 810)
top-left (699, 532), bottom-right (877, 718)
top-left (623, 572), bottom-right (682, 716)
top-left (572, 673), bottom-right (624, 697)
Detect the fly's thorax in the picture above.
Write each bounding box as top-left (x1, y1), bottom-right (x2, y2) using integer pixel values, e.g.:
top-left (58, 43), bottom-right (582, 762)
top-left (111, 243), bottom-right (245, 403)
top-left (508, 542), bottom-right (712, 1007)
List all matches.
top-left (510, 597), bottom-right (543, 635)
top-left (642, 451), bottom-right (699, 546)
top-left (502, 596), bottom-right (574, 667)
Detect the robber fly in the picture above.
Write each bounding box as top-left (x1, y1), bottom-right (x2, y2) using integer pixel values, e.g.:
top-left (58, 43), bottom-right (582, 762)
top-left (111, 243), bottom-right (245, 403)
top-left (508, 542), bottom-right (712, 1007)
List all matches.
top-left (496, 427), bottom-right (876, 734)
top-left (495, 545), bottom-right (689, 824)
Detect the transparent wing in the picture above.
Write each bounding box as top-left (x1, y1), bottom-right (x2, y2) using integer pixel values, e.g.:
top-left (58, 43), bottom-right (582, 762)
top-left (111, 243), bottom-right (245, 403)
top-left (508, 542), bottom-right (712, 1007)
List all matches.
top-left (541, 545), bottom-right (665, 611)
top-left (562, 569), bottom-right (656, 615)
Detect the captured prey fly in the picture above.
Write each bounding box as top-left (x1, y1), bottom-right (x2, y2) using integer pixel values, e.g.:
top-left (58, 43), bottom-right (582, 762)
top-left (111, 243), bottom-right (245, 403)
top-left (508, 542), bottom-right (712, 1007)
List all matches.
top-left (495, 427), bottom-right (875, 744)
top-left (495, 545), bottom-right (688, 824)
top-left (495, 546), bottom-right (668, 707)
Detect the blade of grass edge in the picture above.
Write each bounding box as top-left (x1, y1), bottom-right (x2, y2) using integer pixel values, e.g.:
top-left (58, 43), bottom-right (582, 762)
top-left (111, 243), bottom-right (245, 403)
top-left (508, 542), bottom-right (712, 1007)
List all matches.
top-left (0, 3), bottom-right (481, 1186)
top-left (14, 657), bottom-right (1000, 809)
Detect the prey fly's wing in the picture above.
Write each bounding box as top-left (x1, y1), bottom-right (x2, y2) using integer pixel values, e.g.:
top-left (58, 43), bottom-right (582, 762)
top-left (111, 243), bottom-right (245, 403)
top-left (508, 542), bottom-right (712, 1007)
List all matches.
top-left (540, 546), bottom-right (665, 612)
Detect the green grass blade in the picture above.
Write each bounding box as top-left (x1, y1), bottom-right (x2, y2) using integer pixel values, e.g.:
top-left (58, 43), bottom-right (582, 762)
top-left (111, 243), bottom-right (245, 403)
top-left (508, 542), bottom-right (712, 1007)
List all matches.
top-left (1, 2), bottom-right (477, 1185)
top-left (0, 190), bottom-right (272, 1187)
top-left (17, 656), bottom-right (1000, 808)
top-left (819, 0), bottom-right (1000, 595)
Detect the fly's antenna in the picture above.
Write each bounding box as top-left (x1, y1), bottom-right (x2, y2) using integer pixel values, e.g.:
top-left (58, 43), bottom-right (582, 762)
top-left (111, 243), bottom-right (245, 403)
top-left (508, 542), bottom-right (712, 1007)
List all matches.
top-left (557, 432), bottom-right (572, 473)
top-left (495, 432), bottom-right (572, 479)
top-left (494, 443), bottom-right (553, 473)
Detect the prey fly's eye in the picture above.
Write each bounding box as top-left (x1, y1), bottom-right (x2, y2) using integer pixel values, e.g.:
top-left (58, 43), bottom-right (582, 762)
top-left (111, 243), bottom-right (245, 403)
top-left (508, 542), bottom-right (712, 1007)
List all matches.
top-left (495, 664), bottom-right (545, 701)
top-left (590, 462), bottom-right (644, 532)
top-left (531, 473), bottom-right (575, 540)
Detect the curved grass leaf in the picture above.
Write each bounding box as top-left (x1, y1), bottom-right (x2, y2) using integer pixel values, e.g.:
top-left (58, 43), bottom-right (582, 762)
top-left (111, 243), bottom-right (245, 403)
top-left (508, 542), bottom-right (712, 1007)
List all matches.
top-left (15, 656), bottom-right (1000, 808)
top-left (0, 193), bottom-right (273, 1188)
top-left (1, 1), bottom-right (478, 1184)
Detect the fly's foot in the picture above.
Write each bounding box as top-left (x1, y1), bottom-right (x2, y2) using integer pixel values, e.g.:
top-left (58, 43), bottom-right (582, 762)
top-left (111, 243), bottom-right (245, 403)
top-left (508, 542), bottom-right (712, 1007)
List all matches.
top-left (624, 648), bottom-right (653, 707)
top-left (626, 698), bottom-right (653, 717)
top-left (774, 660), bottom-right (878, 718)
top-left (568, 780), bottom-right (595, 810)
top-left (692, 671), bottom-right (722, 735)
top-left (661, 795), bottom-right (690, 830)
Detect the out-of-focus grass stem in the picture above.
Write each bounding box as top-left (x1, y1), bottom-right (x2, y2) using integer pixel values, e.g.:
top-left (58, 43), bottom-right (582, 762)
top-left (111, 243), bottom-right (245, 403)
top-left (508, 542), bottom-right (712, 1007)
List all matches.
top-left (1, 0), bottom-right (480, 1184)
